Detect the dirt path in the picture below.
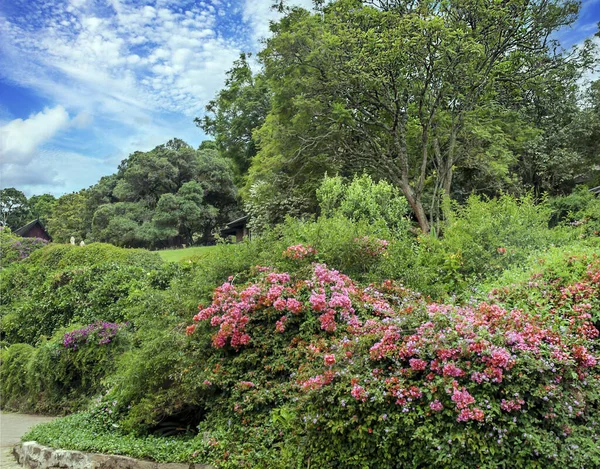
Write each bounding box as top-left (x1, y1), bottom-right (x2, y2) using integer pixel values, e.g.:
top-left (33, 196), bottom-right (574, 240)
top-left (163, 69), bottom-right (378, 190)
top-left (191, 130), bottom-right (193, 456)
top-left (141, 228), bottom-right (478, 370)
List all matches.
top-left (0, 411), bottom-right (55, 468)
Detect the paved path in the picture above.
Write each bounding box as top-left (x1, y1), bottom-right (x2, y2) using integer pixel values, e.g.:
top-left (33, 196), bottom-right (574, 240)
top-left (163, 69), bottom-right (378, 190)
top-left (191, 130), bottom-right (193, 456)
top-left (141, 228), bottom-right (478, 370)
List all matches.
top-left (0, 411), bottom-right (55, 468)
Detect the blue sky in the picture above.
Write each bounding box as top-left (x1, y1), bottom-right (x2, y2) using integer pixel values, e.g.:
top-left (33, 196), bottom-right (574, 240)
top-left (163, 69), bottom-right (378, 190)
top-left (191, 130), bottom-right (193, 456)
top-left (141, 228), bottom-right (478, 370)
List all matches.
top-left (0, 0), bottom-right (598, 197)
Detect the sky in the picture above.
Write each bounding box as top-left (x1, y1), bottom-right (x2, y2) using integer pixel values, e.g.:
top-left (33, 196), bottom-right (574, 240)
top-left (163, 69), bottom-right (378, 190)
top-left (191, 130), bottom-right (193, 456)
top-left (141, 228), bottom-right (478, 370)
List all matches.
top-left (0, 0), bottom-right (598, 197)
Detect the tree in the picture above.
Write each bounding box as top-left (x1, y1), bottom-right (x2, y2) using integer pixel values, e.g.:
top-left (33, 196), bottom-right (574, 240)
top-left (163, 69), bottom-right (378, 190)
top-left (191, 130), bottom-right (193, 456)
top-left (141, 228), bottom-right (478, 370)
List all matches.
top-left (85, 140), bottom-right (239, 248)
top-left (154, 182), bottom-right (218, 245)
top-left (197, 53), bottom-right (271, 176)
top-left (256, 0), bottom-right (590, 232)
top-left (28, 194), bottom-right (57, 227)
top-left (0, 188), bottom-right (30, 229)
top-left (47, 191), bottom-right (90, 243)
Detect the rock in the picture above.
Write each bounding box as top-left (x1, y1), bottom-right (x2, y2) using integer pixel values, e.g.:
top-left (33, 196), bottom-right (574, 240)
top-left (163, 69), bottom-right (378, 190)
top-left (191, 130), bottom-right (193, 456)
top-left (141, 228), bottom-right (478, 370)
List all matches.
top-left (14, 442), bottom-right (215, 469)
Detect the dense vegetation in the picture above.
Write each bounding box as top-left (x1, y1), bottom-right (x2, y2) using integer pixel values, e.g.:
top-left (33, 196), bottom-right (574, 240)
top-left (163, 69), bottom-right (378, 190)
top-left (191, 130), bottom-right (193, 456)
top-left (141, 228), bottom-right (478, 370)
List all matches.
top-left (1, 140), bottom-right (239, 249)
top-left (2, 175), bottom-right (600, 467)
top-left (1, 1), bottom-right (599, 247)
top-left (1, 0), bottom-right (599, 467)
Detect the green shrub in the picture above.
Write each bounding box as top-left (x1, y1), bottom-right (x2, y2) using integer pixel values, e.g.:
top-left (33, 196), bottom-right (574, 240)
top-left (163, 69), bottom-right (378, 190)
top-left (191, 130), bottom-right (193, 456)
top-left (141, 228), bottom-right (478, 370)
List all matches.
top-left (1, 263), bottom-right (153, 345)
top-left (0, 227), bottom-right (48, 268)
top-left (23, 412), bottom-right (202, 463)
top-left (0, 343), bottom-right (35, 410)
top-left (377, 194), bottom-right (575, 297)
top-left (317, 174), bottom-right (409, 234)
top-left (549, 186), bottom-right (600, 234)
top-left (1, 322), bottom-right (130, 414)
top-left (24, 251), bottom-right (600, 468)
top-left (25, 243), bottom-right (162, 271)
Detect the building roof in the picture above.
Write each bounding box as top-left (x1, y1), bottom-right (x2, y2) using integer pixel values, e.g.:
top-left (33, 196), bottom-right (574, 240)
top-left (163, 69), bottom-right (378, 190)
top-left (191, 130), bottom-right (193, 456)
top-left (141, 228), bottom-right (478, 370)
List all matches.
top-left (224, 215), bottom-right (250, 229)
top-left (14, 219), bottom-right (53, 241)
top-left (220, 215), bottom-right (249, 237)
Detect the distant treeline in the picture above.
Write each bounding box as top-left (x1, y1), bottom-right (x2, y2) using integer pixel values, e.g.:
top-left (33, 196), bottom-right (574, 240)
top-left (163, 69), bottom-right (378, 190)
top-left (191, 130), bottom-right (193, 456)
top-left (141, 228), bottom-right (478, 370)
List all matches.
top-left (1, 140), bottom-right (240, 248)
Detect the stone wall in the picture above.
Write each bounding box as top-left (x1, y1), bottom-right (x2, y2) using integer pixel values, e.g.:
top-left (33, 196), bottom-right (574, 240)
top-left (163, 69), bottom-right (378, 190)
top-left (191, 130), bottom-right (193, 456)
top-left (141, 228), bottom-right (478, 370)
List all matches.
top-left (13, 442), bottom-right (215, 469)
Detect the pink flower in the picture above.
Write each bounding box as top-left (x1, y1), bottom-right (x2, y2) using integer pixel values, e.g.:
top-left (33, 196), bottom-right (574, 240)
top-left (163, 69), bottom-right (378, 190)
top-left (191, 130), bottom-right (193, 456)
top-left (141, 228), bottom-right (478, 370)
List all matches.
top-left (351, 384), bottom-right (367, 402)
top-left (442, 363), bottom-right (465, 377)
top-left (286, 298), bottom-right (303, 314)
top-left (310, 293), bottom-right (327, 312)
top-left (324, 354), bottom-right (336, 366)
top-left (457, 407), bottom-right (485, 422)
top-left (451, 388), bottom-right (475, 410)
top-left (273, 298), bottom-right (287, 311)
top-left (319, 311), bottom-right (337, 332)
top-left (430, 400), bottom-right (443, 412)
top-left (275, 316), bottom-right (287, 333)
top-left (409, 358), bottom-right (428, 371)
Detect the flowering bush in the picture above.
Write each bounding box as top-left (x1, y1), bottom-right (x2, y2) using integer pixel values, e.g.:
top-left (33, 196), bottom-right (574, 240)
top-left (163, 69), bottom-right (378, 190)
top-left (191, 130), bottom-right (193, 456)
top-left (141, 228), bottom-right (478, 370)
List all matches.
top-left (282, 244), bottom-right (317, 260)
top-left (183, 253), bottom-right (600, 467)
top-left (0, 228), bottom-right (48, 267)
top-left (63, 321), bottom-right (128, 350)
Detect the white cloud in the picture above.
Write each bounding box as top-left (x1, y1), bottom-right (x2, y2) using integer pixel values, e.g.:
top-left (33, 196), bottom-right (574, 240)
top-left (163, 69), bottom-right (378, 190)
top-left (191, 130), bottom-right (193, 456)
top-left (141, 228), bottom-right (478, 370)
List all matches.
top-left (0, 0), bottom-right (314, 196)
top-left (1, 149), bottom-right (118, 197)
top-left (0, 106), bottom-right (70, 164)
top-left (242, 0), bottom-right (313, 45)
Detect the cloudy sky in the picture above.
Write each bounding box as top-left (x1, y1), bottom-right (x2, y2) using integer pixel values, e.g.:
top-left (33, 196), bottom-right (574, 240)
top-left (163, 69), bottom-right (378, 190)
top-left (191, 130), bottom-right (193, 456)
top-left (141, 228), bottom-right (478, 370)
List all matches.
top-left (0, 0), bottom-right (598, 197)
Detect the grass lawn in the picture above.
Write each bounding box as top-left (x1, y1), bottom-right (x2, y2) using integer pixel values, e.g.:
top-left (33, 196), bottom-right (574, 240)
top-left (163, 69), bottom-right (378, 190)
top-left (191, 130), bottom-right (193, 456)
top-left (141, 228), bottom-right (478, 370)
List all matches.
top-left (158, 245), bottom-right (219, 262)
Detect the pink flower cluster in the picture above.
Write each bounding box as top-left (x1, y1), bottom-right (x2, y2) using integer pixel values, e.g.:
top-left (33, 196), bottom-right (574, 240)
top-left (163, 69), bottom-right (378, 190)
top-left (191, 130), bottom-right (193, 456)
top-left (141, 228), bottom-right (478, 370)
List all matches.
top-left (192, 251), bottom-right (600, 429)
top-left (283, 244), bottom-right (317, 260)
top-left (351, 384), bottom-right (367, 402)
top-left (500, 398), bottom-right (524, 412)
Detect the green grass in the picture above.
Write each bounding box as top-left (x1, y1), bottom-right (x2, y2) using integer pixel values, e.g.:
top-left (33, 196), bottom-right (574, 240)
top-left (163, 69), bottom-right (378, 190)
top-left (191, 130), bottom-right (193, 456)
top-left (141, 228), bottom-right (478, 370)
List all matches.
top-left (22, 412), bottom-right (204, 463)
top-left (157, 245), bottom-right (219, 262)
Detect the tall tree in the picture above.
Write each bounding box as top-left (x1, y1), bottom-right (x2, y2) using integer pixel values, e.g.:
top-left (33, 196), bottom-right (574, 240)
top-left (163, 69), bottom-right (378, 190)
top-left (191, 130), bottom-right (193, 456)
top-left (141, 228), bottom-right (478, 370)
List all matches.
top-left (0, 188), bottom-right (30, 229)
top-left (256, 0), bottom-right (591, 232)
top-left (47, 191), bottom-right (90, 243)
top-left (28, 194), bottom-right (57, 227)
top-left (197, 53), bottom-right (271, 176)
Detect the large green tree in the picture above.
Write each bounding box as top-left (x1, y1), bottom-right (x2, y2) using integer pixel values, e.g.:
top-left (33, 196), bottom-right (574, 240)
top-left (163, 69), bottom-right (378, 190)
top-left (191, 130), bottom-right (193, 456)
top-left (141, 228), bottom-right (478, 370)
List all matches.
top-left (27, 194), bottom-right (57, 227)
top-left (0, 188), bottom-right (30, 230)
top-left (47, 191), bottom-right (90, 243)
top-left (88, 140), bottom-right (239, 248)
top-left (253, 0), bottom-right (592, 232)
top-left (197, 53), bottom-right (271, 177)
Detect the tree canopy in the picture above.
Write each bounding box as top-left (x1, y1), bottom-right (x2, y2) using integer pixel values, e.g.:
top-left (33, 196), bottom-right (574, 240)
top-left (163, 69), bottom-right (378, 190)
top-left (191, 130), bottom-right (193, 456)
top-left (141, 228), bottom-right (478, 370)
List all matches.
top-left (200, 0), bottom-right (598, 232)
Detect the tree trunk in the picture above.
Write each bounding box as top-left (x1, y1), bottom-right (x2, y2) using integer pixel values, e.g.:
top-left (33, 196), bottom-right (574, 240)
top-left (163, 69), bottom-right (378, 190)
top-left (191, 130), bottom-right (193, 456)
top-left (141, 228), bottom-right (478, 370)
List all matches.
top-left (398, 180), bottom-right (430, 233)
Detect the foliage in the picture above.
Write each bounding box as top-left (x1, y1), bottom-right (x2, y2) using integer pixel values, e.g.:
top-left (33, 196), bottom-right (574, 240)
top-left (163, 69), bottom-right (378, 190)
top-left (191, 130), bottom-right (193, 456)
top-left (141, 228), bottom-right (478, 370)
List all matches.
top-left (0, 227), bottom-right (48, 267)
top-left (28, 194), bottom-right (57, 227)
top-left (198, 53), bottom-right (271, 177)
top-left (23, 412), bottom-right (201, 463)
top-left (0, 243), bottom-right (162, 345)
top-left (89, 139), bottom-right (239, 248)
top-left (550, 186), bottom-right (600, 237)
top-left (251, 0), bottom-right (592, 232)
top-left (317, 174), bottom-right (409, 234)
top-left (1, 322), bottom-right (129, 414)
top-left (42, 139), bottom-right (239, 249)
top-left (0, 187), bottom-right (30, 230)
top-left (19, 250), bottom-right (600, 468)
top-left (47, 191), bottom-right (91, 243)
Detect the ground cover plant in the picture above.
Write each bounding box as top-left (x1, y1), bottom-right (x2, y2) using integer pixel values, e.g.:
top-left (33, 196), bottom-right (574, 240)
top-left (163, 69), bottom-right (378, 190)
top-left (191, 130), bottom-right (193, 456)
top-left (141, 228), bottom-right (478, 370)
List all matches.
top-left (20, 242), bottom-right (600, 468)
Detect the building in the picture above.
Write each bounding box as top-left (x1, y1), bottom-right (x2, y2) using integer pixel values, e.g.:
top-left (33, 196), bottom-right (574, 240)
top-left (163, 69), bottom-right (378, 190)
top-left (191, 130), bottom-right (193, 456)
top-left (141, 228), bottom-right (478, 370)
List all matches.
top-left (14, 219), bottom-right (53, 242)
top-left (220, 215), bottom-right (250, 242)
